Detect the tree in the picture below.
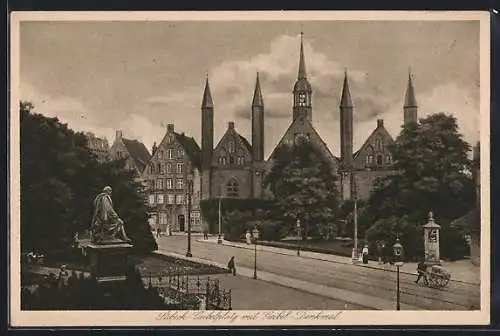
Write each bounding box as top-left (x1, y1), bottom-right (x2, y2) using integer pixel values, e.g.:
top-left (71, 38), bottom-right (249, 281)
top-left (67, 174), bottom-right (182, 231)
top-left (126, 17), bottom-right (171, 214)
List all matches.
top-left (20, 102), bottom-right (157, 256)
top-left (361, 113), bottom-right (475, 260)
top-left (265, 141), bottom-right (340, 239)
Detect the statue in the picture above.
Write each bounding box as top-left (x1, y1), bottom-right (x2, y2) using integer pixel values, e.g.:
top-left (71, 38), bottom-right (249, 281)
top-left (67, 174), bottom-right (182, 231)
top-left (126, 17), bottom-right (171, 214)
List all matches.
top-left (90, 186), bottom-right (131, 244)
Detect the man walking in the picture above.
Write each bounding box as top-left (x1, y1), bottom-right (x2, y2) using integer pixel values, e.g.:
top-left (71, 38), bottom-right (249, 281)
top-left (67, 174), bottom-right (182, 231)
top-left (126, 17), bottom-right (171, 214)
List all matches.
top-left (415, 259), bottom-right (427, 284)
top-left (227, 256), bottom-right (236, 276)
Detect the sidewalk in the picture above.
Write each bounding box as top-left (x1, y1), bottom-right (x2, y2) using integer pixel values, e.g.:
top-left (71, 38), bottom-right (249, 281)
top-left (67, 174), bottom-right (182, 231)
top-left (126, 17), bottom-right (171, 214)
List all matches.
top-left (196, 237), bottom-right (480, 285)
top-left (154, 249), bottom-right (419, 310)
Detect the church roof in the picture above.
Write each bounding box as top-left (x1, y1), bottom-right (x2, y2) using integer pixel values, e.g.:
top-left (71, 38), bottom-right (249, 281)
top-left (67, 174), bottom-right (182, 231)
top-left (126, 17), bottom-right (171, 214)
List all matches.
top-left (122, 138), bottom-right (151, 172)
top-left (175, 132), bottom-right (202, 170)
top-left (238, 134), bottom-right (252, 153)
top-left (353, 120), bottom-right (395, 160)
top-left (267, 116), bottom-right (338, 170)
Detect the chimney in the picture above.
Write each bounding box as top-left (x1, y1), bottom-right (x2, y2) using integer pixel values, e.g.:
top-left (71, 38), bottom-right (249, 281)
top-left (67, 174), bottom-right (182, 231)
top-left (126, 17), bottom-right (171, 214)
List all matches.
top-left (377, 119), bottom-right (384, 128)
top-left (228, 121), bottom-right (235, 130)
top-left (116, 130), bottom-right (123, 139)
top-left (167, 124), bottom-right (174, 133)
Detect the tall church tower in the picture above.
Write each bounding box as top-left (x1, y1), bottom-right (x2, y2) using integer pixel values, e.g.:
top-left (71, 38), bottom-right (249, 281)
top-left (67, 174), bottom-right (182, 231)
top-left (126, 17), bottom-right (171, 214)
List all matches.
top-left (292, 32), bottom-right (313, 122)
top-left (252, 72), bottom-right (265, 162)
top-left (403, 70), bottom-right (418, 125)
top-left (340, 71), bottom-right (354, 169)
top-left (201, 76), bottom-right (214, 199)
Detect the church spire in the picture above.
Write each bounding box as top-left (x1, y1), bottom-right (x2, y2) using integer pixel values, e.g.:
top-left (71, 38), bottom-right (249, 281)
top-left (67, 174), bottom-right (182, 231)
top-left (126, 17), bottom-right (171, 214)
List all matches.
top-left (252, 72), bottom-right (264, 107)
top-left (298, 31), bottom-right (307, 80)
top-left (404, 70), bottom-right (417, 108)
top-left (403, 69), bottom-right (418, 125)
top-left (340, 70), bottom-right (353, 108)
top-left (201, 75), bottom-right (214, 109)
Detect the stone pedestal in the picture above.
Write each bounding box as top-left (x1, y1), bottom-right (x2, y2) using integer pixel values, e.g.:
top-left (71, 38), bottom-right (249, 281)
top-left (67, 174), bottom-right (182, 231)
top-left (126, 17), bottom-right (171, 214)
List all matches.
top-left (87, 241), bottom-right (133, 283)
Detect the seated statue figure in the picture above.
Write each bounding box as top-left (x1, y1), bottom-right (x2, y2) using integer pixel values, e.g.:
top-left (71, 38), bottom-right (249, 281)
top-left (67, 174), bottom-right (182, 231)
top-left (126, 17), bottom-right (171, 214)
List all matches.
top-left (90, 186), bottom-right (131, 244)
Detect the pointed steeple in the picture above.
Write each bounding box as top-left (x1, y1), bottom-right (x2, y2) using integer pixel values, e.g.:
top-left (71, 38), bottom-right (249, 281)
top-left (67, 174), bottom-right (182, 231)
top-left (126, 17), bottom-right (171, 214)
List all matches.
top-left (340, 70), bottom-right (353, 108)
top-left (252, 72), bottom-right (264, 107)
top-left (404, 70), bottom-right (417, 108)
top-left (298, 31), bottom-right (307, 80)
top-left (201, 75), bottom-right (214, 109)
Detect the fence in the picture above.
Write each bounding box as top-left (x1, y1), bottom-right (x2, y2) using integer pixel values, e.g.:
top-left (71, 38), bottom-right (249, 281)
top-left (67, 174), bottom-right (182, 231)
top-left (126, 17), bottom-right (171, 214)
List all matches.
top-left (144, 270), bottom-right (232, 310)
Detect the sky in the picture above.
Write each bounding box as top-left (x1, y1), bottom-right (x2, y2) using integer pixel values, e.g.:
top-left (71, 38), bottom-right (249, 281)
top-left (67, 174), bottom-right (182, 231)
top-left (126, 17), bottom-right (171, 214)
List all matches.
top-left (20, 20), bottom-right (480, 158)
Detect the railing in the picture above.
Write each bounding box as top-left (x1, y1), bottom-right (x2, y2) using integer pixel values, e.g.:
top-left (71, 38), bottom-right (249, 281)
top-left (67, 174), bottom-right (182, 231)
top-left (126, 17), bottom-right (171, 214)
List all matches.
top-left (144, 271), bottom-right (232, 310)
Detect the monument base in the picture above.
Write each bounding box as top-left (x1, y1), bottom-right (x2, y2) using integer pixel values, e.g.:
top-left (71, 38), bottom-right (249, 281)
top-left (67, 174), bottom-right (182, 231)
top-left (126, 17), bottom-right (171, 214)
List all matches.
top-left (424, 259), bottom-right (442, 267)
top-left (87, 241), bottom-right (133, 283)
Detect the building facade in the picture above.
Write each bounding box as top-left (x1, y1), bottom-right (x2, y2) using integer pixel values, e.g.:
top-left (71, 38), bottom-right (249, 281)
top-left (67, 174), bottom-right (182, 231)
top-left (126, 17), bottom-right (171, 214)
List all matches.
top-left (200, 33), bottom-right (418, 205)
top-left (141, 124), bottom-right (203, 233)
top-left (109, 130), bottom-right (151, 176)
top-left (84, 132), bottom-right (110, 163)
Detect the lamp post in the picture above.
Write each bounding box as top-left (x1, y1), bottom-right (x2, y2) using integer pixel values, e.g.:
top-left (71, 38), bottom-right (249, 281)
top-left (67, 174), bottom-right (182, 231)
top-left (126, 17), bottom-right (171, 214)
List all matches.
top-left (217, 193), bottom-right (223, 244)
top-left (185, 179), bottom-right (193, 257)
top-left (296, 219), bottom-right (301, 256)
top-left (351, 176), bottom-right (359, 264)
top-left (252, 227), bottom-right (260, 279)
top-left (393, 234), bottom-right (404, 311)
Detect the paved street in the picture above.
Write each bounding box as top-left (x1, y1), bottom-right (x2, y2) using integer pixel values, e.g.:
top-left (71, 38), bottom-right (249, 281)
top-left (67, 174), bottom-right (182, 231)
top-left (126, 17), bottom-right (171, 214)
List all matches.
top-left (157, 235), bottom-right (480, 310)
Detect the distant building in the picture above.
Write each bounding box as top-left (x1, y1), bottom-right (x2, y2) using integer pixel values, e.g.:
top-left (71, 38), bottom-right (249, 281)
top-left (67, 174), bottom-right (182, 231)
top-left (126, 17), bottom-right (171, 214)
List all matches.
top-left (141, 124), bottom-right (203, 233)
top-left (109, 130), bottom-right (151, 176)
top-left (84, 132), bottom-right (110, 163)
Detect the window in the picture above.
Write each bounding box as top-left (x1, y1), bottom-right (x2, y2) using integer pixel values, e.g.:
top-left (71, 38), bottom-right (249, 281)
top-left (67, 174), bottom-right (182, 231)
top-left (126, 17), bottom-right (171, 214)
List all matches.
top-left (178, 148), bottom-right (184, 157)
top-left (160, 163), bottom-right (165, 174)
top-left (228, 141), bottom-right (235, 154)
top-left (376, 138), bottom-right (383, 150)
top-left (191, 211), bottom-right (201, 226)
top-left (385, 154), bottom-right (392, 164)
top-left (237, 156), bottom-right (245, 165)
top-left (365, 155), bottom-right (374, 165)
top-left (167, 194), bottom-right (175, 204)
top-left (166, 163), bottom-right (172, 173)
top-left (156, 179), bottom-right (164, 189)
top-left (157, 194), bottom-right (164, 204)
top-left (176, 195), bottom-right (184, 205)
top-left (219, 156), bottom-right (227, 165)
top-left (226, 179), bottom-right (239, 197)
top-left (168, 149), bottom-right (174, 159)
top-left (166, 178), bottom-right (173, 189)
top-left (229, 156), bottom-right (235, 164)
top-left (176, 179), bottom-right (184, 190)
top-left (177, 163), bottom-right (184, 173)
top-left (157, 163), bottom-right (161, 173)
top-left (148, 194), bottom-right (155, 205)
top-left (157, 151), bottom-right (163, 159)
top-left (377, 155), bottom-right (383, 166)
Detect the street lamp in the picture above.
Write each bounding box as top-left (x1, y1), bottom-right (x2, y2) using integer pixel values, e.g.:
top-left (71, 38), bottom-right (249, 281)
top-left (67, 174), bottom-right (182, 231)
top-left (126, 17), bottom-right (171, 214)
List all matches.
top-left (351, 175), bottom-right (359, 264)
top-left (252, 227), bottom-right (260, 279)
top-left (217, 186), bottom-right (223, 244)
top-left (393, 234), bottom-right (404, 311)
top-left (185, 178), bottom-right (194, 258)
top-left (296, 219), bottom-right (301, 256)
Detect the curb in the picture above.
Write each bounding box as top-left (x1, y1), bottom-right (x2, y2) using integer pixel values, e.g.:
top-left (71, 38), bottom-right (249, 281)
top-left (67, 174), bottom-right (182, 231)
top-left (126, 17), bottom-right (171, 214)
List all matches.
top-left (154, 249), bottom-right (417, 310)
top-left (195, 239), bottom-right (479, 286)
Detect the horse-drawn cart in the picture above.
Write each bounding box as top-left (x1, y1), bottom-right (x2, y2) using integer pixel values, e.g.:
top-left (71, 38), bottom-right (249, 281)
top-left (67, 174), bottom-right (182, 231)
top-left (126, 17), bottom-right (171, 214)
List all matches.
top-left (423, 265), bottom-right (451, 289)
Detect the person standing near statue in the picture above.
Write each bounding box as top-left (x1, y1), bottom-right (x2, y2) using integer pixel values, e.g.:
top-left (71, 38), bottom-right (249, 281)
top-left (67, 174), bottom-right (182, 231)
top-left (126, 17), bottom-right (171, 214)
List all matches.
top-left (90, 186), bottom-right (131, 243)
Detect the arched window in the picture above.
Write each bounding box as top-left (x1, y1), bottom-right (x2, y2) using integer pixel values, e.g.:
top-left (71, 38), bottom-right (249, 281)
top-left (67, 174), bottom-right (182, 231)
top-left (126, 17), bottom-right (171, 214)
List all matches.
top-left (226, 179), bottom-right (239, 197)
top-left (228, 141), bottom-right (235, 154)
top-left (377, 155), bottom-right (383, 166)
top-left (376, 138), bottom-right (383, 151)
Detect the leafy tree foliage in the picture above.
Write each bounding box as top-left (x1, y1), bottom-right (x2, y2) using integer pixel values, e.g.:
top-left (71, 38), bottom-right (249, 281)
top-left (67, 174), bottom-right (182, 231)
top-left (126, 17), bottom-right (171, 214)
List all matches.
top-left (362, 113), bottom-right (475, 260)
top-left (265, 141), bottom-right (340, 239)
top-left (20, 102), bottom-right (157, 256)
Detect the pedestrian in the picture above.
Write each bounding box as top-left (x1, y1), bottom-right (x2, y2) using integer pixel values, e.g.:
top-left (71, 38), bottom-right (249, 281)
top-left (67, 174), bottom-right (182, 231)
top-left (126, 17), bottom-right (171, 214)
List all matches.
top-left (203, 229), bottom-right (208, 240)
top-left (362, 244), bottom-right (369, 264)
top-left (156, 227), bottom-right (161, 238)
top-left (227, 256), bottom-right (236, 276)
top-left (415, 259), bottom-right (427, 284)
